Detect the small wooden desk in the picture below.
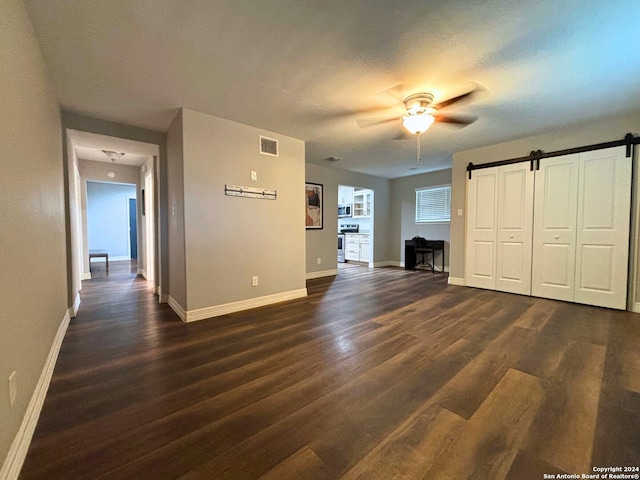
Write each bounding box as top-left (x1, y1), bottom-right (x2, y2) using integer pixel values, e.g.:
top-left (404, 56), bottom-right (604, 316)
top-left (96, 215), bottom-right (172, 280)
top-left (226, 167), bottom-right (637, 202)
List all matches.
top-left (89, 249), bottom-right (109, 272)
top-left (404, 240), bottom-right (445, 273)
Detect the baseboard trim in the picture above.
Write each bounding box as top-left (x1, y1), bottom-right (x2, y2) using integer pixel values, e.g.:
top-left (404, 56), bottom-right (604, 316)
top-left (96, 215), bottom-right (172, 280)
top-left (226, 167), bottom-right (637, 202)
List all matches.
top-left (633, 302), bottom-right (640, 313)
top-left (373, 261), bottom-right (396, 268)
top-left (89, 255), bottom-right (129, 262)
top-left (138, 268), bottom-right (147, 278)
top-left (167, 295), bottom-right (186, 322)
top-left (82, 272), bottom-right (91, 280)
top-left (448, 276), bottom-right (466, 286)
top-left (306, 269), bottom-right (338, 280)
top-left (158, 286), bottom-right (168, 304)
top-left (173, 289), bottom-right (309, 323)
top-left (71, 292), bottom-right (81, 318)
top-left (1, 310), bottom-right (71, 480)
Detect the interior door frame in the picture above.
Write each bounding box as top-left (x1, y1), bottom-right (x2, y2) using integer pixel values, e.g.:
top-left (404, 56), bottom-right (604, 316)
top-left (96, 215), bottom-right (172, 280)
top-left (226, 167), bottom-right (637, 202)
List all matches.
top-left (128, 196), bottom-right (138, 260)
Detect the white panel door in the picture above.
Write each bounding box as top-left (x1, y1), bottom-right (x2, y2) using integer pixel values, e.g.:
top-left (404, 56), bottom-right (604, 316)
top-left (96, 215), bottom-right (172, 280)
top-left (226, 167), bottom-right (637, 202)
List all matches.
top-left (495, 163), bottom-right (534, 295)
top-left (574, 147), bottom-right (631, 309)
top-left (466, 168), bottom-right (499, 289)
top-left (531, 154), bottom-right (579, 302)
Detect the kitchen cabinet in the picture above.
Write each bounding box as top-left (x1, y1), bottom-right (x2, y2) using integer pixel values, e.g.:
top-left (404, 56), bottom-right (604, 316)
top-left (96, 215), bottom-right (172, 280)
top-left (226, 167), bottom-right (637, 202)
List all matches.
top-left (352, 189), bottom-right (371, 218)
top-left (338, 185), bottom-right (353, 206)
top-left (359, 234), bottom-right (370, 262)
top-left (345, 234), bottom-right (370, 262)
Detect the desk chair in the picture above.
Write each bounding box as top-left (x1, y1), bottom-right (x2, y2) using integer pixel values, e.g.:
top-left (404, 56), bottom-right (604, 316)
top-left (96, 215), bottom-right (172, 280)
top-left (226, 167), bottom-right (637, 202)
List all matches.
top-left (412, 236), bottom-right (435, 273)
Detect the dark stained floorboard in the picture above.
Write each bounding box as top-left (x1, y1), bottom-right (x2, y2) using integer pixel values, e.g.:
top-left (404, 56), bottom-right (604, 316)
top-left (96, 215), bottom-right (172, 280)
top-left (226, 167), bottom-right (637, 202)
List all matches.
top-left (19, 261), bottom-right (640, 479)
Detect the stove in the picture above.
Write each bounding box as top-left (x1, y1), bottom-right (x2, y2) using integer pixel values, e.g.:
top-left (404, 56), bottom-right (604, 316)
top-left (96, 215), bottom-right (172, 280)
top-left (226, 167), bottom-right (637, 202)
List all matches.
top-left (339, 224), bottom-right (359, 233)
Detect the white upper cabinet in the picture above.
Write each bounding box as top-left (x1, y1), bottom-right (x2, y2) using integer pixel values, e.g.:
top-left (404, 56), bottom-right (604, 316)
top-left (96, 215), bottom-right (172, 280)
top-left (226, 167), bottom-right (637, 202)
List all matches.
top-left (352, 189), bottom-right (372, 218)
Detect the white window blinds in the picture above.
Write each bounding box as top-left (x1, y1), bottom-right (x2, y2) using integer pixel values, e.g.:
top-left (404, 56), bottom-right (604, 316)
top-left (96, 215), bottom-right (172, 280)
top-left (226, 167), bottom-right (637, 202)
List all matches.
top-left (415, 185), bottom-right (451, 223)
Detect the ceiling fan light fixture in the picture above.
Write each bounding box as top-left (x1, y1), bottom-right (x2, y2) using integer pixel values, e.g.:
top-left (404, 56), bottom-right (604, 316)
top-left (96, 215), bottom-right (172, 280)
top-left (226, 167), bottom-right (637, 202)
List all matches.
top-left (102, 150), bottom-right (125, 163)
top-left (402, 113), bottom-right (435, 135)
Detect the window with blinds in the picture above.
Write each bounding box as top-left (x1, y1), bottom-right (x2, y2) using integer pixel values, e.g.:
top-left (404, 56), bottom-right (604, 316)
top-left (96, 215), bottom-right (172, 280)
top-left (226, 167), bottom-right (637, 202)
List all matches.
top-left (415, 185), bottom-right (451, 223)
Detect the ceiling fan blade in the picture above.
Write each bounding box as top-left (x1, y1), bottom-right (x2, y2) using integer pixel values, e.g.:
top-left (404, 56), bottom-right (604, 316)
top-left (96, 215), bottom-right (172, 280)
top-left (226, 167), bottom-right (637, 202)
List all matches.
top-left (378, 83), bottom-right (406, 103)
top-left (434, 114), bottom-right (477, 127)
top-left (356, 116), bottom-right (399, 129)
top-left (433, 89), bottom-right (477, 110)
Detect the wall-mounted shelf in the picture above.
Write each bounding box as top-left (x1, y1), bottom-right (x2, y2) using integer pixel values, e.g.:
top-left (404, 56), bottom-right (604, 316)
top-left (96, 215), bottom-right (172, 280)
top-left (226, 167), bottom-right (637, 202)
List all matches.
top-left (225, 184), bottom-right (277, 200)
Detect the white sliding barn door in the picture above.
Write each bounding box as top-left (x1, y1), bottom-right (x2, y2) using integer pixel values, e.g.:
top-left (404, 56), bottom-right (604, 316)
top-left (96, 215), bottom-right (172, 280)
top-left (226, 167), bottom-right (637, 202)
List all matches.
top-left (532, 147), bottom-right (631, 309)
top-left (574, 147), bottom-right (631, 309)
top-left (531, 155), bottom-right (579, 302)
top-left (495, 163), bottom-right (534, 295)
top-left (466, 168), bottom-right (499, 289)
top-left (467, 147), bottom-right (631, 310)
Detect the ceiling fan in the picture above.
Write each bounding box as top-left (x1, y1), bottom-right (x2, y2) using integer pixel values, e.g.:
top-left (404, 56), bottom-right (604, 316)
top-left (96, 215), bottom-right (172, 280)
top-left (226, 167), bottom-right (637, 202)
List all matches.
top-left (358, 88), bottom-right (478, 167)
top-left (359, 89), bottom-right (477, 135)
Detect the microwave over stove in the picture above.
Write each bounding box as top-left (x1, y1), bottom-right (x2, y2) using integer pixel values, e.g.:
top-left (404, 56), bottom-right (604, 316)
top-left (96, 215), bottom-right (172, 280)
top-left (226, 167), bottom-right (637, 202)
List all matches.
top-left (338, 204), bottom-right (352, 218)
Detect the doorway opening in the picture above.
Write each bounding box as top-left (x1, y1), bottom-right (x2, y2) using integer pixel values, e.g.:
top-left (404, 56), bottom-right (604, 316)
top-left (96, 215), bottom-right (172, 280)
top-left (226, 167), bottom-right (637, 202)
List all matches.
top-left (338, 184), bottom-right (374, 268)
top-left (65, 129), bottom-right (160, 311)
top-left (86, 181), bottom-right (137, 278)
top-left (128, 197), bottom-right (138, 260)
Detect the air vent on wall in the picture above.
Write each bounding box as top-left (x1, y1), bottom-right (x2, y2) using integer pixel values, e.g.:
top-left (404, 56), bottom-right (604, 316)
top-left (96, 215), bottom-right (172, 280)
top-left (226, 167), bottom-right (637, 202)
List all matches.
top-left (259, 136), bottom-right (278, 157)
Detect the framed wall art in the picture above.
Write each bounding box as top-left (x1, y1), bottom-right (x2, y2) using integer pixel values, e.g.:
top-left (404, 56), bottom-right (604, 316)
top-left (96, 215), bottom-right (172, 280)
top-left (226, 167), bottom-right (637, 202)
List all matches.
top-left (305, 182), bottom-right (323, 229)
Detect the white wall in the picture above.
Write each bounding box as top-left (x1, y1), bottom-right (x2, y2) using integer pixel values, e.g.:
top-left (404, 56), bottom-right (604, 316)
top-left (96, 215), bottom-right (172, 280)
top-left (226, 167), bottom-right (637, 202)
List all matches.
top-left (86, 182), bottom-right (137, 259)
top-left (450, 111), bottom-right (640, 299)
top-left (389, 169), bottom-right (452, 270)
top-left (139, 155), bottom-right (156, 281)
top-left (167, 110), bottom-right (187, 308)
top-left (0, 0), bottom-right (66, 471)
top-left (167, 108), bottom-right (307, 316)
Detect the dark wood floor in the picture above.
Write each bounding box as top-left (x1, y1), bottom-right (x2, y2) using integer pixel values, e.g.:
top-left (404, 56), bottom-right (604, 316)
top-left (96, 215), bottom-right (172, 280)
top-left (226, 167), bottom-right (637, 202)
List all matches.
top-left (20, 263), bottom-right (640, 479)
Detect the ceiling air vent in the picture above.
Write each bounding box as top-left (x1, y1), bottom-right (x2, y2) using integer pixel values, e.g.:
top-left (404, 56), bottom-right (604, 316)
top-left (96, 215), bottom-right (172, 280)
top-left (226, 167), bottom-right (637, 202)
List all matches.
top-left (259, 136), bottom-right (278, 157)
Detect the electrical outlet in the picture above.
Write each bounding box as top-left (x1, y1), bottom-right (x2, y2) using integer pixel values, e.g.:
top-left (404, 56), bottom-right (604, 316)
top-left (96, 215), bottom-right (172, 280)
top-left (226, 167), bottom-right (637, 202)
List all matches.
top-left (317, 257), bottom-right (322, 264)
top-left (252, 276), bottom-right (259, 287)
top-left (8, 371), bottom-right (17, 407)
top-left (458, 208), bottom-right (463, 217)
top-left (251, 170), bottom-right (258, 182)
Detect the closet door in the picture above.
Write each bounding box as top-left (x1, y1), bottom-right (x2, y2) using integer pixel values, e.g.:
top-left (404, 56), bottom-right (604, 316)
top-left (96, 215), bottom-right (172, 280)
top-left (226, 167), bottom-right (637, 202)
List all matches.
top-left (465, 168), bottom-right (499, 289)
top-left (495, 163), bottom-right (534, 295)
top-left (531, 155), bottom-right (579, 302)
top-left (574, 147), bottom-right (631, 309)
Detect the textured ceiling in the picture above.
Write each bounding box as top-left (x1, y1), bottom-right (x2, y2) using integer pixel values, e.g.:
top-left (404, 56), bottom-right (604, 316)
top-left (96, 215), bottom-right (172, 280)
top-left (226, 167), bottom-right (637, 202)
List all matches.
top-left (25, 0), bottom-right (640, 178)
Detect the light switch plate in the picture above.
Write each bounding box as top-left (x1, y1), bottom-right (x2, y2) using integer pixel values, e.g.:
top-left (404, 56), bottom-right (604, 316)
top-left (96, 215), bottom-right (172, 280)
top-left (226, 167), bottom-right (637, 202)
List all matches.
top-left (251, 171), bottom-right (257, 182)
